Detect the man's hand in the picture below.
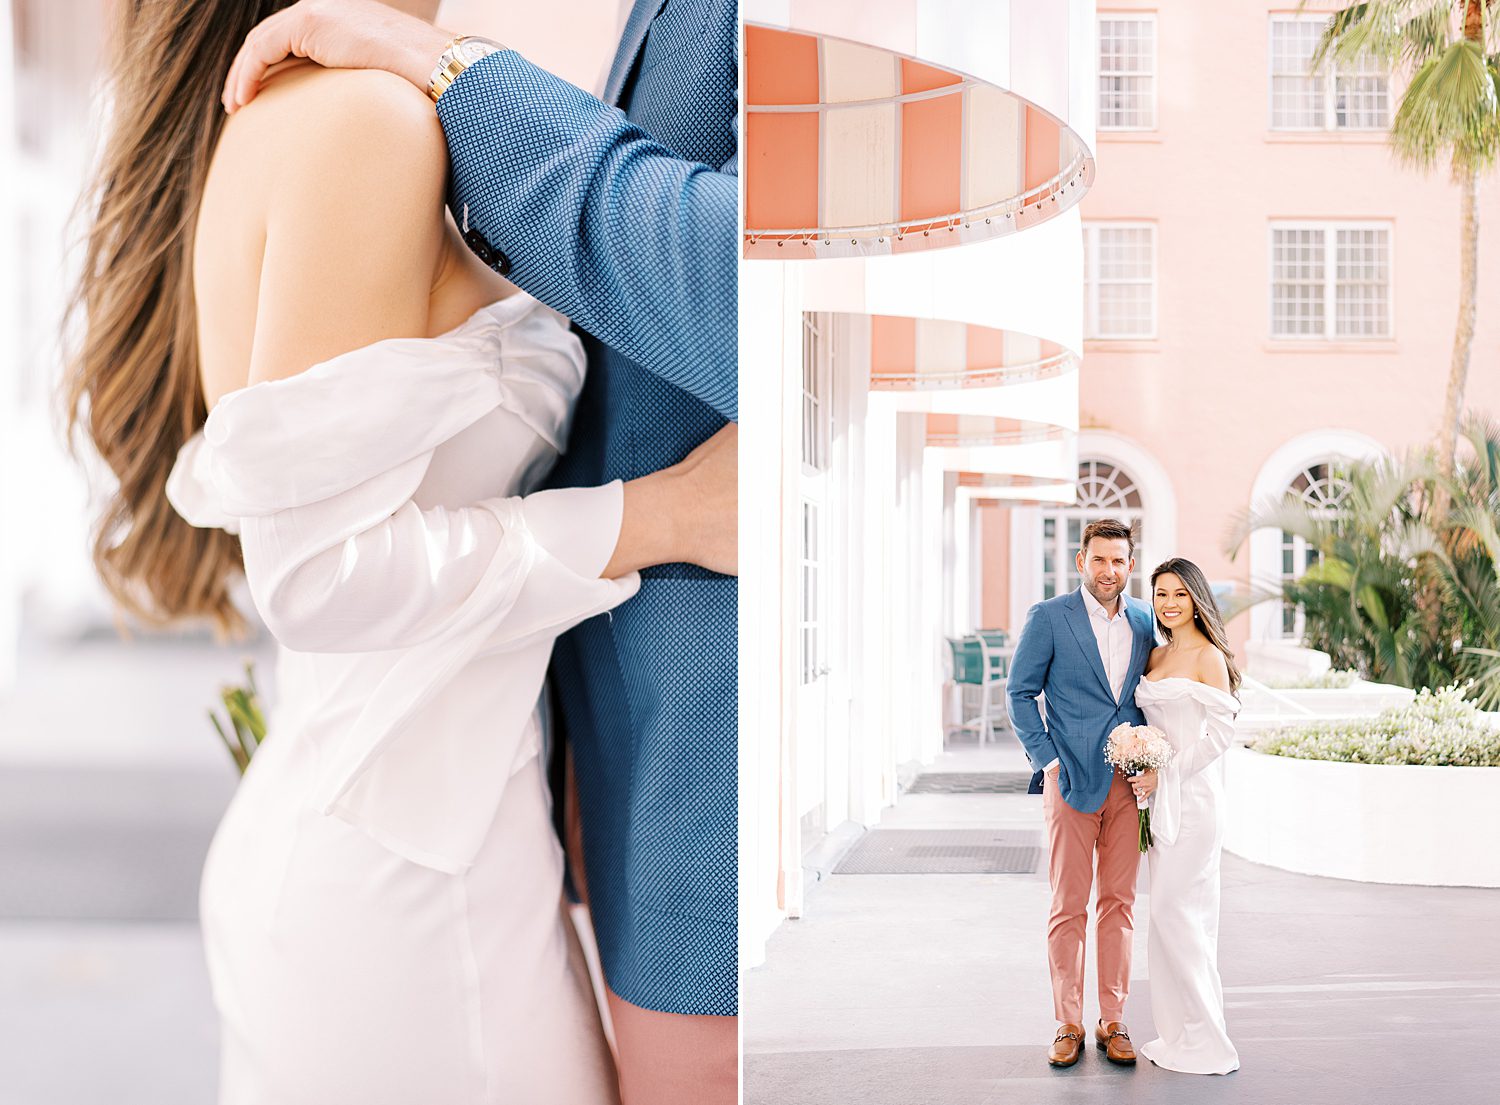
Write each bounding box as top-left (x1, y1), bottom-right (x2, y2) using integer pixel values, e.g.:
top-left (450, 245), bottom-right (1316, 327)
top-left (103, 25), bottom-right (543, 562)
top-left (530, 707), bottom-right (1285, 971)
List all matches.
top-left (222, 0), bottom-right (454, 113)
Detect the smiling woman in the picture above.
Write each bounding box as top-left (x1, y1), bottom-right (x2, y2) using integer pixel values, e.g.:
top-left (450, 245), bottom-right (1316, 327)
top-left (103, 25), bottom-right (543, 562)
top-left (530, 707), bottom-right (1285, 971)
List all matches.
top-left (1146, 557), bottom-right (1242, 695)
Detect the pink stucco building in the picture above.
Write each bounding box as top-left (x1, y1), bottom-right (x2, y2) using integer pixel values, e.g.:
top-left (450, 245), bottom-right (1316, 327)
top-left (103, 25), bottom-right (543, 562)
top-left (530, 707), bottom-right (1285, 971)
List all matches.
top-left (978, 0), bottom-right (1500, 653)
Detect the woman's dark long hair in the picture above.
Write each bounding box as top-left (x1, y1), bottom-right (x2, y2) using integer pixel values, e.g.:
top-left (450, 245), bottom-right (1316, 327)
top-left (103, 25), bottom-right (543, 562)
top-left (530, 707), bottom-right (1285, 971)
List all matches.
top-left (62, 0), bottom-right (295, 638)
top-left (1150, 557), bottom-right (1242, 695)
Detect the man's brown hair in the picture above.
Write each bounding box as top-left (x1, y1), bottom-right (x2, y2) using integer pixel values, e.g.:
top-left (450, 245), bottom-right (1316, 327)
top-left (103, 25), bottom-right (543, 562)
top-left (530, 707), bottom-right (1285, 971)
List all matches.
top-left (1081, 518), bottom-right (1136, 558)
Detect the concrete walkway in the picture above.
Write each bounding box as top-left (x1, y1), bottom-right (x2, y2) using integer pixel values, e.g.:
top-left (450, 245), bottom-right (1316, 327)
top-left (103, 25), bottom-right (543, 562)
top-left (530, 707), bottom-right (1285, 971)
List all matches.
top-left (0, 628), bottom-right (273, 1104)
top-left (744, 735), bottom-right (1500, 1105)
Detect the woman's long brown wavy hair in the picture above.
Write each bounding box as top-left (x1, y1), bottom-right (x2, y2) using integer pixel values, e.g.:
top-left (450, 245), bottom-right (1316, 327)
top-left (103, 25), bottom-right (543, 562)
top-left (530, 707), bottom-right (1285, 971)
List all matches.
top-left (1149, 557), bottom-right (1243, 695)
top-left (63, 0), bottom-right (295, 638)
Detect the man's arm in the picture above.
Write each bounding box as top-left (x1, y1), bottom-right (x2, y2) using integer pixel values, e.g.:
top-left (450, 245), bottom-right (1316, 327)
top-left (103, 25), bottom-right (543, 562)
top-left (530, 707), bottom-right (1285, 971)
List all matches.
top-left (435, 50), bottom-right (736, 421)
top-left (222, 0), bottom-right (737, 422)
top-left (1006, 602), bottom-right (1061, 774)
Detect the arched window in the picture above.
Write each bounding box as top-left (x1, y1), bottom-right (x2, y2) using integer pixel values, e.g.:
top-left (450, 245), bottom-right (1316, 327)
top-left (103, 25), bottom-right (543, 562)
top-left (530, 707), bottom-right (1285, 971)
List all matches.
top-left (1042, 460), bottom-right (1146, 601)
top-left (1278, 461), bottom-right (1352, 637)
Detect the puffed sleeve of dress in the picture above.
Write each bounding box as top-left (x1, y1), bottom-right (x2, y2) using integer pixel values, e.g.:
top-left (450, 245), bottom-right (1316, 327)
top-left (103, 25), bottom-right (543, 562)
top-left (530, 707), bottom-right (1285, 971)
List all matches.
top-left (165, 296), bottom-right (640, 871)
top-left (1142, 681), bottom-right (1239, 848)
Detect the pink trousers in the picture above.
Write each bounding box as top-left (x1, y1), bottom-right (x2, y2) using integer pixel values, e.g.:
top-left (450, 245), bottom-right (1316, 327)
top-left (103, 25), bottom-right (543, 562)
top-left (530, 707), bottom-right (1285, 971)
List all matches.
top-left (1043, 768), bottom-right (1142, 1025)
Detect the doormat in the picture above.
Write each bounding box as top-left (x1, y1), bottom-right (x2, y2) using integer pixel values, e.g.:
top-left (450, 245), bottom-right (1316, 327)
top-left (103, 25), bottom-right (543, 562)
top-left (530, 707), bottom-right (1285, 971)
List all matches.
top-left (833, 829), bottom-right (1042, 875)
top-left (906, 771), bottom-right (1034, 795)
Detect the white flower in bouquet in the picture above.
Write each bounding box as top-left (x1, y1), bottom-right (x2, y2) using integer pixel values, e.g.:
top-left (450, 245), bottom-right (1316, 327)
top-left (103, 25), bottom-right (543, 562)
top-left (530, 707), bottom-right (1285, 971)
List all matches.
top-left (1105, 723), bottom-right (1175, 851)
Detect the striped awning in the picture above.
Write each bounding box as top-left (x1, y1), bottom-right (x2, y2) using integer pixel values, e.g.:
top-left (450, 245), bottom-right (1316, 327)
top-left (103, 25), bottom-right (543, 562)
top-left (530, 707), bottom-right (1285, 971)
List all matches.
top-left (955, 471), bottom-right (1077, 507)
top-left (745, 24), bottom-right (1094, 260)
top-left (926, 415), bottom-right (1067, 448)
top-left (868, 315), bottom-right (1073, 391)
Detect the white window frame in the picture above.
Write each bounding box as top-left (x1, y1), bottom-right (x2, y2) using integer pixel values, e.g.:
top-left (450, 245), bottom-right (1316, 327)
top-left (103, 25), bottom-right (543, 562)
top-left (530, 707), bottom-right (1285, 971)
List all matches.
top-left (1268, 220), bottom-right (1394, 341)
top-left (1083, 222), bottom-right (1158, 341)
top-left (1268, 13), bottom-right (1391, 132)
top-left (797, 313), bottom-right (835, 686)
top-left (1275, 461), bottom-right (1352, 640)
top-left (798, 498), bottom-right (823, 684)
top-left (800, 313), bottom-right (832, 474)
top-left (1097, 12), bottom-right (1158, 131)
top-left (1041, 461), bottom-right (1148, 603)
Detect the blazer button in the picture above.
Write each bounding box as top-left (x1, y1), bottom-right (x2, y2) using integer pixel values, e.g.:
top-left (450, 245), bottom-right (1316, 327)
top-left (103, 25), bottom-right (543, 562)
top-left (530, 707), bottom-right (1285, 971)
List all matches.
top-left (462, 227), bottom-right (511, 276)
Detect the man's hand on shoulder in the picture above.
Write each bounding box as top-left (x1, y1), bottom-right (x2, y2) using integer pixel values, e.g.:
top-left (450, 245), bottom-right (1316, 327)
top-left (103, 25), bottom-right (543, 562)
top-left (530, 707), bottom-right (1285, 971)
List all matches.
top-left (224, 0), bottom-right (454, 113)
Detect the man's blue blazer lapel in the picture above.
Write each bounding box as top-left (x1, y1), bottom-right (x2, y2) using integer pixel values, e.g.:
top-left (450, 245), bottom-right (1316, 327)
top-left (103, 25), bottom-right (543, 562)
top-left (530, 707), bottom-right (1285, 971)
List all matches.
top-left (1062, 589), bottom-right (1113, 699)
top-left (605, 0), bottom-right (668, 106)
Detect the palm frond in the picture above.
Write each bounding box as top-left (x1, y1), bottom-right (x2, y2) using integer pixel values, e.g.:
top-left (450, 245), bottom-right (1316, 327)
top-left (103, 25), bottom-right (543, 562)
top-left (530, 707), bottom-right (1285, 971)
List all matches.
top-left (1313, 1), bottom-right (1398, 70)
top-left (1217, 580), bottom-right (1289, 623)
top-left (1227, 493), bottom-right (1336, 553)
top-left (1391, 38), bottom-right (1500, 171)
top-left (1309, 1), bottom-right (1454, 70)
top-left (1400, 2), bottom-right (1459, 69)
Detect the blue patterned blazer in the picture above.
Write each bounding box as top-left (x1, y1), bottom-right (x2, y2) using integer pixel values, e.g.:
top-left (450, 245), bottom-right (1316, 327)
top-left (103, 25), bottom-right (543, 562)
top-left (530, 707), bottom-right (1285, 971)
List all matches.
top-left (1005, 590), bottom-right (1155, 814)
top-left (435, 0), bottom-right (736, 1018)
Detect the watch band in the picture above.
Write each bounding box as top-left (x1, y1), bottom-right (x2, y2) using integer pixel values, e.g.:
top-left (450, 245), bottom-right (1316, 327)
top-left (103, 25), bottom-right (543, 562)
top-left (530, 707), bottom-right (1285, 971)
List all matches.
top-left (426, 35), bottom-right (506, 103)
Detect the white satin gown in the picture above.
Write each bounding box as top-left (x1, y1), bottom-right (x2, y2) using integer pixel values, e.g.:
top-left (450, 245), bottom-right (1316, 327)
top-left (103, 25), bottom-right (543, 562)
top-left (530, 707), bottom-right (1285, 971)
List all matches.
top-left (1133, 677), bottom-right (1241, 1075)
top-left (165, 292), bottom-right (638, 1104)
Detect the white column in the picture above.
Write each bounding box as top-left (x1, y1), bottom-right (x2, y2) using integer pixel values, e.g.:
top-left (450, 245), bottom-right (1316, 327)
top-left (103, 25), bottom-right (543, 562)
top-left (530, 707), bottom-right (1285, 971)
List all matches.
top-left (854, 395), bottom-right (896, 823)
top-left (737, 260), bottom-right (795, 965)
top-left (948, 476), bottom-right (969, 637)
top-left (0, 2), bottom-right (20, 690)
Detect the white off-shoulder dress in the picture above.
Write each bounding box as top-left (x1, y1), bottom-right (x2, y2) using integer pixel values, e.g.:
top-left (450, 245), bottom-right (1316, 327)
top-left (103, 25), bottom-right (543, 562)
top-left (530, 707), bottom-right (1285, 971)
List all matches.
top-left (1133, 676), bottom-right (1241, 1076)
top-left (166, 293), bottom-right (638, 1105)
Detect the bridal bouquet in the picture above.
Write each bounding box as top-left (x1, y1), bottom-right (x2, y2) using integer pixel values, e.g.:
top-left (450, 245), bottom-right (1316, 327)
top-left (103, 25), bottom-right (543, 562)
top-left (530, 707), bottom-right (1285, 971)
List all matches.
top-left (1105, 723), bottom-right (1175, 852)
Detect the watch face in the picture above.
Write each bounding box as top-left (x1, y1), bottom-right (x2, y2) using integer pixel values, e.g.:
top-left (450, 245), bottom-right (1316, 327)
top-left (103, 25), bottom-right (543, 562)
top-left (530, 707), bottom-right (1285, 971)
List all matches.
top-left (459, 38), bottom-right (500, 63)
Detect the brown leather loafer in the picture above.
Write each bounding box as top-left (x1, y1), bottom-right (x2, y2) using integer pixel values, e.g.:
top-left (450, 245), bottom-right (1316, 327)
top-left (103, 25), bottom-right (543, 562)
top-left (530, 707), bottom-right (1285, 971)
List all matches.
top-left (1096, 1020), bottom-right (1136, 1064)
top-left (1049, 1023), bottom-right (1085, 1068)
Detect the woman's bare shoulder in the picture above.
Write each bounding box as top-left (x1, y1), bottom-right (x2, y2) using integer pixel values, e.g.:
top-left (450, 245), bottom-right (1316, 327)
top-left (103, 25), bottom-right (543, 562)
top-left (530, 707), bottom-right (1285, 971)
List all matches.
top-left (231, 64), bottom-right (446, 193)
top-left (1196, 645), bottom-right (1232, 691)
top-left (194, 65), bottom-right (456, 390)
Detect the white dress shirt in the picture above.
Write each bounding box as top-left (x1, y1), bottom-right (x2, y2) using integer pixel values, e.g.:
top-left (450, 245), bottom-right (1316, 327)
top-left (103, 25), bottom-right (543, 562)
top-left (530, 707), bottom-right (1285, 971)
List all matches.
top-left (1082, 584), bottom-right (1134, 703)
top-left (1045, 586), bottom-right (1134, 772)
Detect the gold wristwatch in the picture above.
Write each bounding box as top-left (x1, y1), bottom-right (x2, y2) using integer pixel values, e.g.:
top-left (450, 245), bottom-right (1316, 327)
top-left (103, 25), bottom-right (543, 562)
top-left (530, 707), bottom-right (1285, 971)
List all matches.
top-left (426, 35), bottom-right (507, 103)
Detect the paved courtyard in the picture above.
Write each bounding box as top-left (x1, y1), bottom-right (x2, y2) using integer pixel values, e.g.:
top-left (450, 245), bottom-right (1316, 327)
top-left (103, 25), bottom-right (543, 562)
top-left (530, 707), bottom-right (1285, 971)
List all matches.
top-left (744, 736), bottom-right (1500, 1105)
top-left (0, 628), bottom-right (271, 1105)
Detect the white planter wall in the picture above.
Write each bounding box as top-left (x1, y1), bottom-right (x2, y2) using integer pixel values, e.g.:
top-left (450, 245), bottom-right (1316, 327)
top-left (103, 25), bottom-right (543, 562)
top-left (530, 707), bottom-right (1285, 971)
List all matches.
top-left (1224, 746), bottom-right (1500, 888)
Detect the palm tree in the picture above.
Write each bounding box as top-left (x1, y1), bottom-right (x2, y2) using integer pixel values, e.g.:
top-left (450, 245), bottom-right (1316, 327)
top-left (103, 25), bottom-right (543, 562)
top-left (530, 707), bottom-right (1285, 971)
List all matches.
top-left (1226, 452), bottom-right (1451, 689)
top-left (1225, 417), bottom-right (1500, 706)
top-left (1310, 1), bottom-right (1500, 486)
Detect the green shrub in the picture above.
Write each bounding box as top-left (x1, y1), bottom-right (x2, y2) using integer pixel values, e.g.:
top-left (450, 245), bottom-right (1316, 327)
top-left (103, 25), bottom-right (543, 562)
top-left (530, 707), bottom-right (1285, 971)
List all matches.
top-left (1255, 685), bottom-right (1500, 767)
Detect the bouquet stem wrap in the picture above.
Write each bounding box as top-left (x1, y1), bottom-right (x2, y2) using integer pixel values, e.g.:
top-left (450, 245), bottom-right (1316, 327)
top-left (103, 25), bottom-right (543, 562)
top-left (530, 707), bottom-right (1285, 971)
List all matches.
top-left (1104, 723), bottom-right (1176, 853)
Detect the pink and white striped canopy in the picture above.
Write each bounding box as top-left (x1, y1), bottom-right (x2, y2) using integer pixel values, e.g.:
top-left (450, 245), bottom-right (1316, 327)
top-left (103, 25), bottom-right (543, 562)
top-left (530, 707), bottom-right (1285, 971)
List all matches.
top-left (868, 314), bottom-right (1073, 391)
top-left (954, 470), bottom-right (1077, 507)
top-left (745, 24), bottom-right (1094, 260)
top-left (926, 414), bottom-right (1067, 448)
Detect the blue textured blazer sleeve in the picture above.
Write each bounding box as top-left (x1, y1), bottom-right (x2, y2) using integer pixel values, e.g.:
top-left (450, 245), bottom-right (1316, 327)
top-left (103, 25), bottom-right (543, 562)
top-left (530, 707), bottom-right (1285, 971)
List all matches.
top-left (1007, 602), bottom-right (1060, 772)
top-left (436, 50), bottom-right (737, 422)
